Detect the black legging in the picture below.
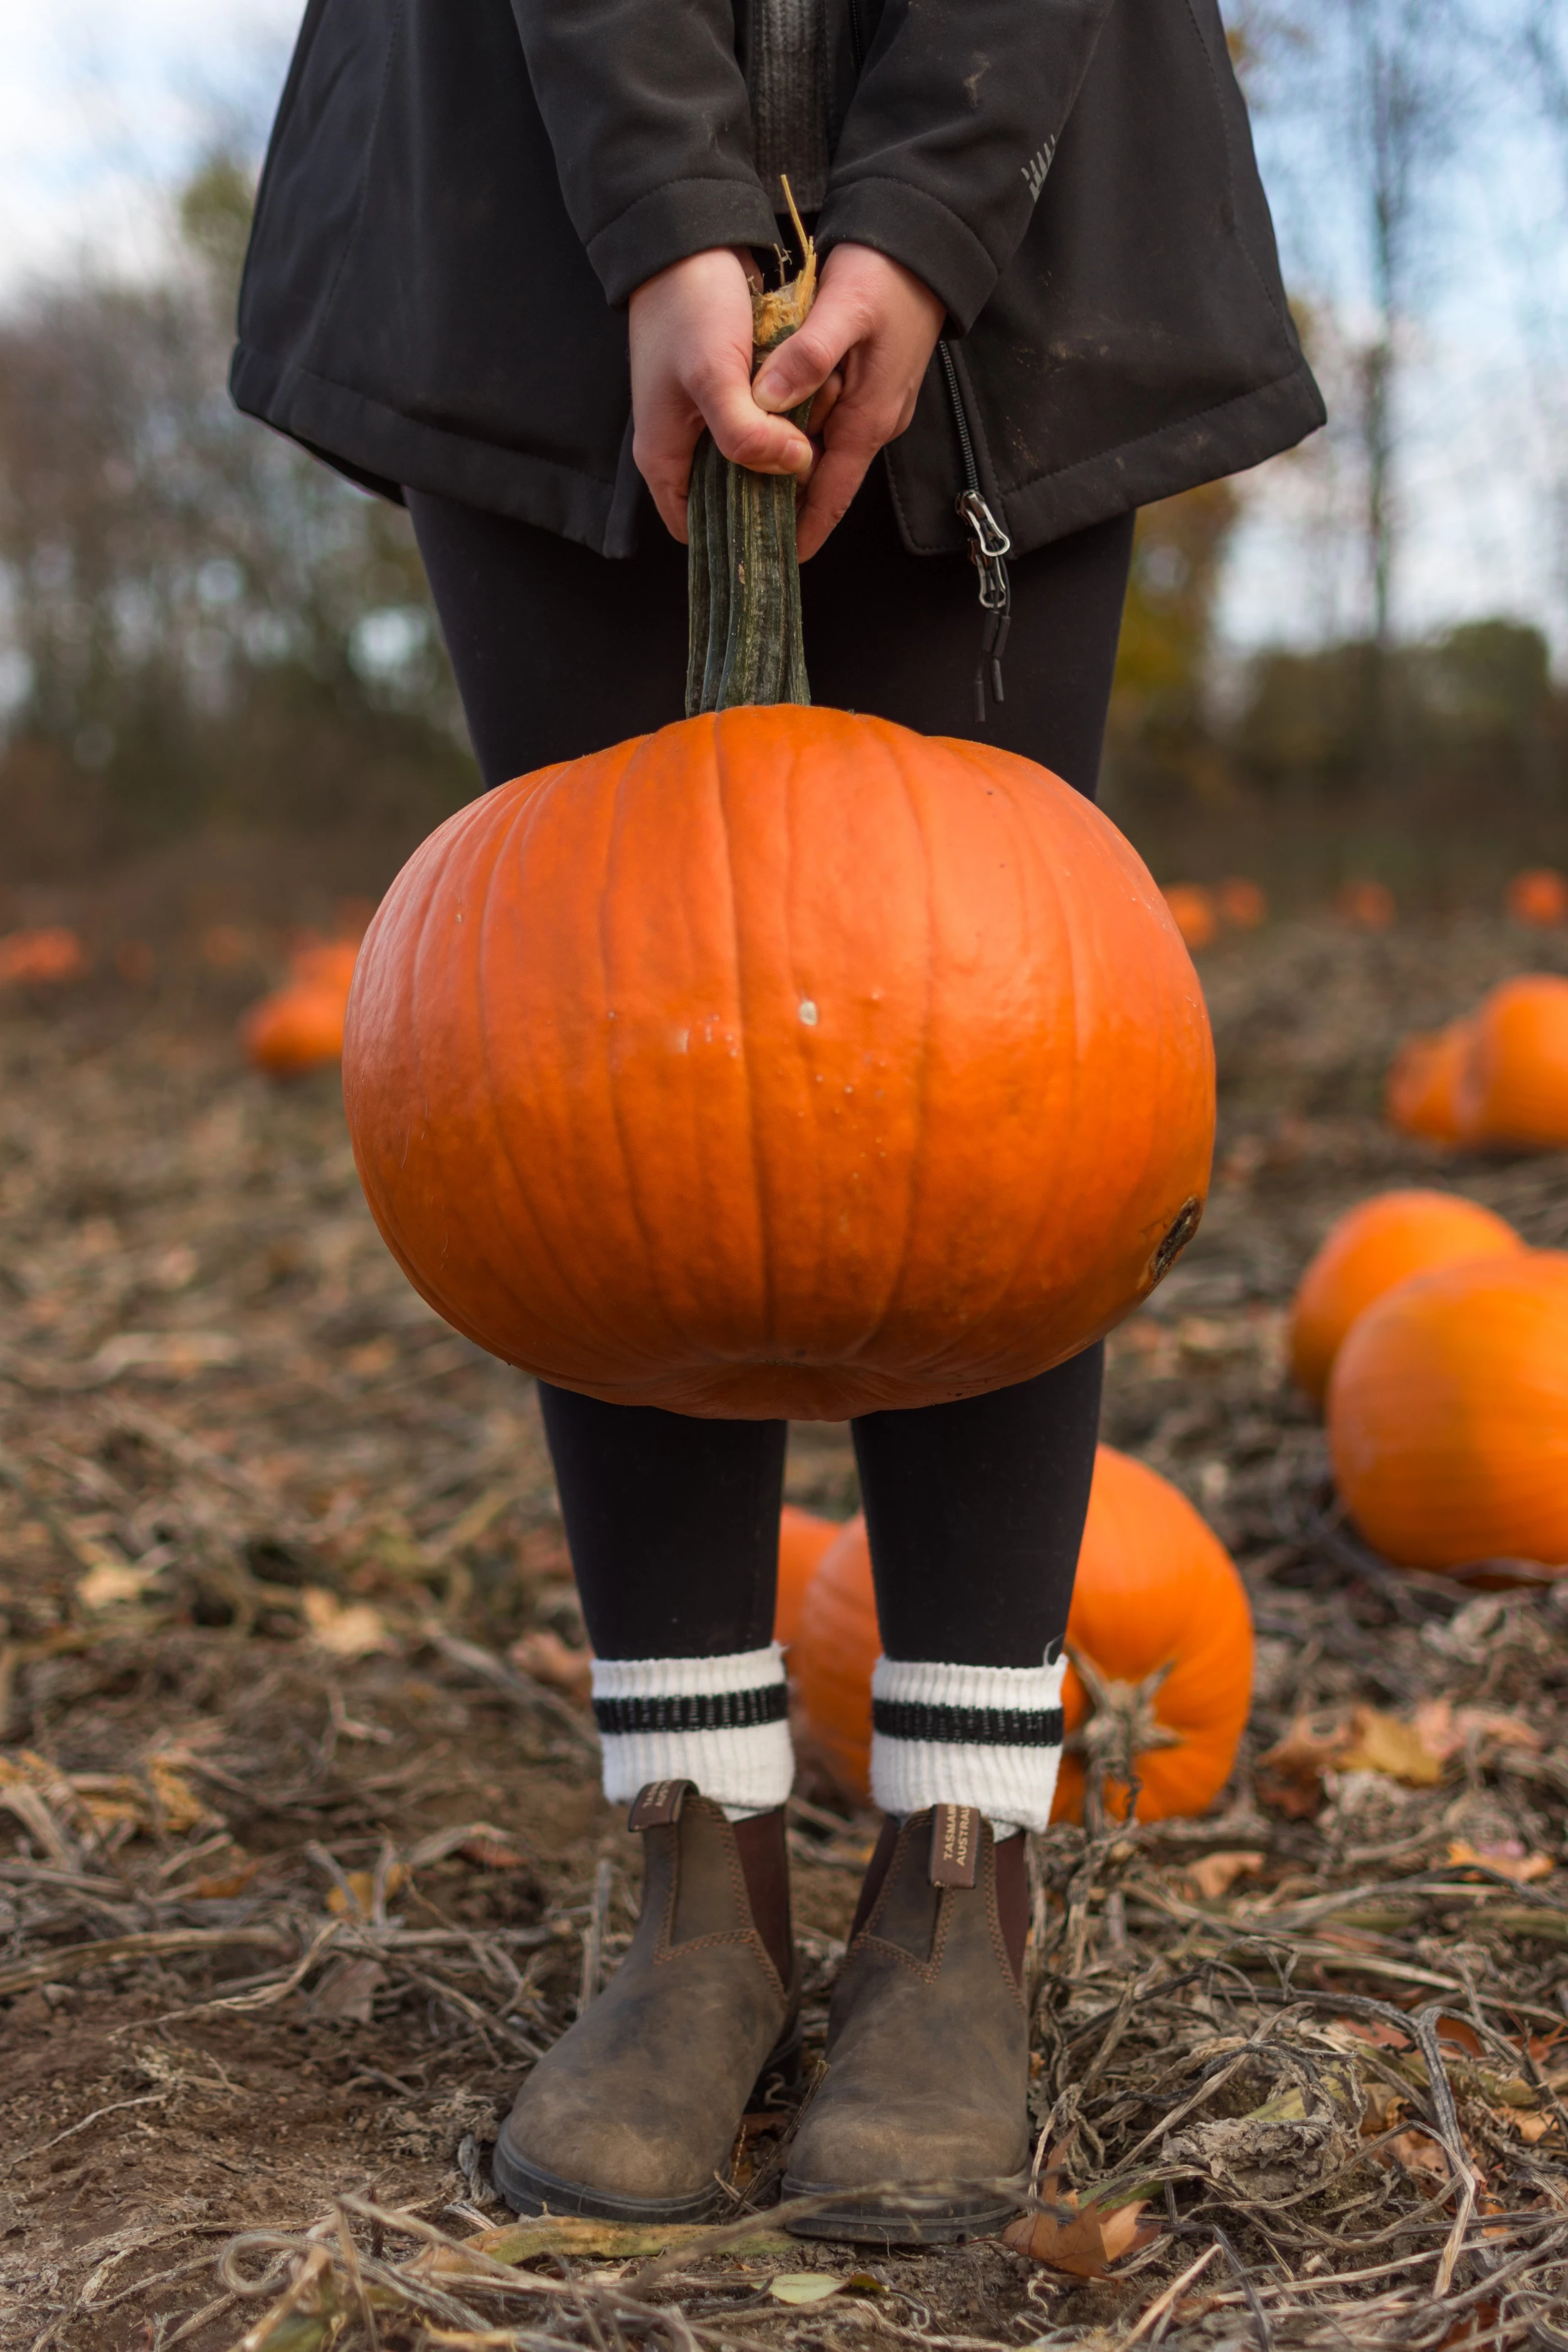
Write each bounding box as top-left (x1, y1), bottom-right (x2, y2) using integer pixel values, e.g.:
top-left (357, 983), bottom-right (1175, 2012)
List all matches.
top-left (407, 461), bottom-right (1133, 1671)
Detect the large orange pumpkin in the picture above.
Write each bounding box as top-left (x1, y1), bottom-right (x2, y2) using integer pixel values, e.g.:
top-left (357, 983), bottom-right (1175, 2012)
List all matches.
top-left (1455, 977), bottom-right (1568, 1150)
top-left (1328, 1253), bottom-right (1568, 1572)
top-left (775, 1505), bottom-right (840, 1648)
top-left (792, 1445), bottom-right (1253, 1822)
top-left (343, 707), bottom-right (1215, 1419)
top-left (1289, 1189), bottom-right (1524, 1404)
top-left (1506, 869), bottom-right (1568, 928)
top-left (1385, 1023), bottom-right (1475, 1145)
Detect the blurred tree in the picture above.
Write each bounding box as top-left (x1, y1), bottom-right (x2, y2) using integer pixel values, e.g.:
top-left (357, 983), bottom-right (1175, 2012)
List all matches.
top-left (0, 152), bottom-right (470, 876)
top-left (1103, 480), bottom-right (1241, 810)
top-left (1234, 618), bottom-right (1558, 802)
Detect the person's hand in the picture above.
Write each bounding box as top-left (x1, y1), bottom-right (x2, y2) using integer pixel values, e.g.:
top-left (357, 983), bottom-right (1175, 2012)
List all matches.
top-left (752, 243), bottom-right (945, 560)
top-left (628, 247), bottom-right (813, 544)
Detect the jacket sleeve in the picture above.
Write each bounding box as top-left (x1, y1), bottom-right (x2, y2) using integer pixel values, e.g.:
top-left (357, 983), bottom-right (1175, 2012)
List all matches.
top-left (817, 0), bottom-right (1118, 332)
top-left (507, 0), bottom-right (779, 305)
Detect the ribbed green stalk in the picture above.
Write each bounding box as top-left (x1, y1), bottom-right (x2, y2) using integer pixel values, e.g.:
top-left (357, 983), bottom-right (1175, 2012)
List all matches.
top-left (686, 255), bottom-right (815, 716)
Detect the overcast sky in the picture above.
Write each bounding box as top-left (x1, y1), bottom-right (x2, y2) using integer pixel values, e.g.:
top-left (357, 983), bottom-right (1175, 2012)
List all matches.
top-left (3, 0), bottom-right (1565, 660)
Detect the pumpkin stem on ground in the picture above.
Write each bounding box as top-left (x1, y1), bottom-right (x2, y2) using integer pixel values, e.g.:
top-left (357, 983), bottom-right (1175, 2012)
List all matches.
top-left (1067, 1646), bottom-right (1185, 1794)
top-left (685, 182), bottom-right (816, 717)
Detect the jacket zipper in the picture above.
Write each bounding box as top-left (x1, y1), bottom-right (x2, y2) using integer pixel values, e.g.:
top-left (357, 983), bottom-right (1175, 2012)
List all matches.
top-left (842, 0), bottom-right (1010, 723)
top-left (940, 342), bottom-right (1012, 723)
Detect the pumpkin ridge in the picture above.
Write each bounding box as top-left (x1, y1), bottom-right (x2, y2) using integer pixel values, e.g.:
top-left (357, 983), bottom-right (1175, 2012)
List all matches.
top-left (471, 780), bottom-right (649, 1371)
top-left (712, 716), bottom-right (781, 1353)
top-left (591, 743), bottom-right (695, 1360)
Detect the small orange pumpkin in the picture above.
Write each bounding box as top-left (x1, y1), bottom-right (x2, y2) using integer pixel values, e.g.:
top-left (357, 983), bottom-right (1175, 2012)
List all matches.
top-left (290, 939), bottom-right (360, 994)
top-left (1290, 1189), bottom-right (1525, 1404)
top-left (1455, 976), bottom-right (1568, 1150)
top-left (775, 1505), bottom-right (840, 1648)
top-left (792, 1445), bottom-right (1253, 1822)
top-left (241, 982), bottom-right (349, 1076)
top-left (1385, 1023), bottom-right (1475, 1145)
top-left (0, 926), bottom-right (87, 985)
top-left (1506, 869), bottom-right (1568, 929)
top-left (1162, 884), bottom-right (1218, 950)
top-left (1328, 1252), bottom-right (1568, 1572)
top-left (345, 707), bottom-right (1215, 1419)
top-left (1336, 879), bottom-right (1395, 930)
top-left (1217, 878), bottom-right (1267, 930)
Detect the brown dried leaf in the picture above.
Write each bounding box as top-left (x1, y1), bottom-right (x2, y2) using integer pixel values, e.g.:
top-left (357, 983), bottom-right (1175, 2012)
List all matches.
top-left (300, 1587), bottom-right (392, 1660)
top-left (1002, 2195), bottom-right (1160, 2277)
top-left (1185, 1849), bottom-right (1266, 1900)
top-left (510, 1628), bottom-right (593, 1703)
top-left (1448, 1838), bottom-right (1554, 1882)
top-left (1416, 1700), bottom-right (1544, 1759)
top-left (326, 1864), bottom-right (406, 1919)
top-left (1337, 1707), bottom-right (1446, 1785)
top-left (1384, 2127), bottom-right (1451, 2185)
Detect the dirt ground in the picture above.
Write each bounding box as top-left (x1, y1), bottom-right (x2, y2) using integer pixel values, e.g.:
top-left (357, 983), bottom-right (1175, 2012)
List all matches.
top-left (3, 910), bottom-right (1568, 2351)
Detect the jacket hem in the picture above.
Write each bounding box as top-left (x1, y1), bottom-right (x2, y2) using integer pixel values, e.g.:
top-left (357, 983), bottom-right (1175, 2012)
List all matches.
top-left (231, 342), bottom-right (631, 554)
top-left (893, 359), bottom-right (1328, 556)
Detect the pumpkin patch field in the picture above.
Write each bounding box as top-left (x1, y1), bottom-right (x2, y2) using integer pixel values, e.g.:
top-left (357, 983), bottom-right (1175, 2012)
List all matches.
top-left (3, 906), bottom-right (1568, 2349)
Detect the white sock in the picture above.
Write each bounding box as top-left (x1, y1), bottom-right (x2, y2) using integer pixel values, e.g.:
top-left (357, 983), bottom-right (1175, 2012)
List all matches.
top-left (591, 1645), bottom-right (794, 1817)
top-left (869, 1654), bottom-right (1067, 1834)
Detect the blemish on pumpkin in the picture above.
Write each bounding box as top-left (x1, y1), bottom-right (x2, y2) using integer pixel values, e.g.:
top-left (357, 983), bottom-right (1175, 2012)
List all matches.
top-left (1147, 1195), bottom-right (1203, 1289)
top-left (799, 999), bottom-right (818, 1025)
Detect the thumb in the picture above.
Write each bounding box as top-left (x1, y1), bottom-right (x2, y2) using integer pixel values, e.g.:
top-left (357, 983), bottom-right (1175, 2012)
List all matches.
top-left (752, 300), bottom-right (856, 413)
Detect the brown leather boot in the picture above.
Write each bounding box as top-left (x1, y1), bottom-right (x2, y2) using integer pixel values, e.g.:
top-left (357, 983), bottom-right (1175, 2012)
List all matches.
top-left (493, 1780), bottom-right (799, 2220)
top-left (783, 1806), bottom-right (1029, 2245)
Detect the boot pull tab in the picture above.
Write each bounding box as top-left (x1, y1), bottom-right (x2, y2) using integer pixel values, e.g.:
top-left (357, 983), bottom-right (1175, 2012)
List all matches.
top-left (628, 1779), bottom-right (695, 1831)
top-left (929, 1803), bottom-right (981, 1888)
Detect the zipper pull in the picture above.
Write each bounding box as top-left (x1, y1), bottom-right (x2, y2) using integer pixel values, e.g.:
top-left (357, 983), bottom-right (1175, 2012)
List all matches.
top-left (957, 492), bottom-right (1012, 723)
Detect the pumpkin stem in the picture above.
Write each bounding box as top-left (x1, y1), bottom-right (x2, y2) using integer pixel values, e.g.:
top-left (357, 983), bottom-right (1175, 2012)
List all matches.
top-left (1066, 1645), bottom-right (1185, 1792)
top-left (685, 182), bottom-right (816, 716)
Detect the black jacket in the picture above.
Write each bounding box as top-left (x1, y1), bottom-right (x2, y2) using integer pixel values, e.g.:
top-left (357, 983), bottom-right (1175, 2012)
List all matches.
top-left (231, 0), bottom-right (1324, 560)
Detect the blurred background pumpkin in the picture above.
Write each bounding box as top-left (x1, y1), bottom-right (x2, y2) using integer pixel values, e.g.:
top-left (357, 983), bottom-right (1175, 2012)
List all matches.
top-left (1328, 1252), bottom-right (1568, 1574)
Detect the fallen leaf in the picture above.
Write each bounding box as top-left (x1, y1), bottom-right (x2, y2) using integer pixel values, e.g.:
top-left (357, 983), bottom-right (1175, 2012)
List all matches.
top-left (308, 1956), bottom-right (388, 2024)
top-left (1385, 2127), bottom-right (1450, 2185)
top-left (326, 1864), bottom-right (406, 1920)
top-left (1434, 2015), bottom-right (1485, 2058)
top-left (88, 1330), bottom-right (241, 1380)
top-left (1185, 1850), bottom-right (1266, 1900)
top-left (417, 2218), bottom-right (796, 2274)
top-left (193, 1855), bottom-right (264, 1899)
top-left (1258, 1705), bottom-right (1449, 1811)
top-left (1448, 1839), bottom-right (1554, 1883)
top-left (1003, 2195), bottom-right (1160, 2278)
top-left (1517, 2112), bottom-right (1554, 2144)
top-left (1335, 2016), bottom-right (1412, 2052)
top-left (769, 2275), bottom-right (845, 2304)
top-left (1337, 1708), bottom-right (1445, 1786)
top-left (1360, 2080), bottom-right (1409, 2135)
top-left (1416, 1700), bottom-right (1544, 1759)
top-left (406, 1820), bottom-right (527, 1870)
top-left (77, 1560), bottom-right (157, 1609)
top-left (301, 1589), bottom-right (392, 1660)
top-left (510, 1628), bottom-right (593, 1702)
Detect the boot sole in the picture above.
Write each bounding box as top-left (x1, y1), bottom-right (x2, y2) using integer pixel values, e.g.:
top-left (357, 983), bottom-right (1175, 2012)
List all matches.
top-left (492, 2028), bottom-right (803, 2223)
top-left (780, 2175), bottom-right (1022, 2248)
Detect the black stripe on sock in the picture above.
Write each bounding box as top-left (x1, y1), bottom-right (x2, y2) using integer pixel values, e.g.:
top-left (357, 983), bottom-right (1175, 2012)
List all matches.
top-left (872, 1698), bottom-right (1066, 1749)
top-left (594, 1683), bottom-right (789, 1737)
